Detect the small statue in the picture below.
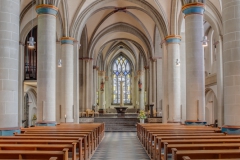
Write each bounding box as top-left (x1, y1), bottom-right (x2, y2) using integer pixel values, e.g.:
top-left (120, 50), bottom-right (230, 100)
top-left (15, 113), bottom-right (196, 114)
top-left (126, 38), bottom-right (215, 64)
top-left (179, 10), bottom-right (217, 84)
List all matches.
top-left (100, 79), bottom-right (104, 91)
top-left (138, 79), bottom-right (142, 91)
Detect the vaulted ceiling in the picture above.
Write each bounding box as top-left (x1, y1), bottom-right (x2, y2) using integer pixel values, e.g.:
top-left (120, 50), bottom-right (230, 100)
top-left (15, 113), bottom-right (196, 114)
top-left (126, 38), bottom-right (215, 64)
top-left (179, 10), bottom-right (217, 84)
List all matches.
top-left (20, 0), bottom-right (222, 68)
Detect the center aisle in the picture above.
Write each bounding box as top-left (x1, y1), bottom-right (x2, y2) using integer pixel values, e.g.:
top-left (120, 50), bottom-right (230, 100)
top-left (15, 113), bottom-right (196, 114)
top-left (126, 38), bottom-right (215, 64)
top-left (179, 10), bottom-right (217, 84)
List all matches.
top-left (91, 132), bottom-right (150, 160)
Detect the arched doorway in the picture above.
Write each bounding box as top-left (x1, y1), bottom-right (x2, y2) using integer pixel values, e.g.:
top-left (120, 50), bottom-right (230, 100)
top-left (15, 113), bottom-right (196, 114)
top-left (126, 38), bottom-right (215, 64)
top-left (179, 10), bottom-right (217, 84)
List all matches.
top-left (205, 88), bottom-right (217, 124)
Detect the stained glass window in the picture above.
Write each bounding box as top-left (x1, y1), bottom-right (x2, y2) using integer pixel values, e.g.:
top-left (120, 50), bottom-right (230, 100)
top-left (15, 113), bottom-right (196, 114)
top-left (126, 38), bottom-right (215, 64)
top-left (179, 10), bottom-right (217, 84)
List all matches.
top-left (112, 55), bottom-right (131, 104)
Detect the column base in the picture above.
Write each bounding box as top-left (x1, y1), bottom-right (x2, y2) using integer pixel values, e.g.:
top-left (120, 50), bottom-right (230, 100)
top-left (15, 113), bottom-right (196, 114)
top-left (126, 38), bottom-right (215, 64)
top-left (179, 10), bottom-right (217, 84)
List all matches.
top-left (60, 118), bottom-right (74, 123)
top-left (79, 118), bottom-right (94, 123)
top-left (36, 121), bottom-right (57, 126)
top-left (222, 125), bottom-right (240, 134)
top-left (185, 120), bottom-right (207, 126)
top-left (168, 121), bottom-right (181, 123)
top-left (0, 127), bottom-right (20, 136)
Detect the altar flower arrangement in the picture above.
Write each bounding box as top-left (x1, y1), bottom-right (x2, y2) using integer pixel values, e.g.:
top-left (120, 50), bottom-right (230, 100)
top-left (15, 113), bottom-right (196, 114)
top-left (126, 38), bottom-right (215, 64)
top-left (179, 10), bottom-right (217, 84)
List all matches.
top-left (32, 114), bottom-right (37, 121)
top-left (138, 110), bottom-right (147, 119)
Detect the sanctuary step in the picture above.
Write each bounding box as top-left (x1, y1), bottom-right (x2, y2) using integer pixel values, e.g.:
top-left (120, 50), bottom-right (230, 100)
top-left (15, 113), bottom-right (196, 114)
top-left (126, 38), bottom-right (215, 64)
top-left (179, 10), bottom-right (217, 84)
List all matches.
top-left (94, 117), bottom-right (139, 132)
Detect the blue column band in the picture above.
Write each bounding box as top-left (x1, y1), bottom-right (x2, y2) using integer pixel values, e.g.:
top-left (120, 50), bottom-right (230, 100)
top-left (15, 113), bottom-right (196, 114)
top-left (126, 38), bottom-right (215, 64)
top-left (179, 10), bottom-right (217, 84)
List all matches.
top-left (185, 120), bottom-right (207, 126)
top-left (0, 128), bottom-right (20, 136)
top-left (165, 35), bottom-right (181, 44)
top-left (222, 125), bottom-right (240, 134)
top-left (36, 5), bottom-right (58, 16)
top-left (36, 121), bottom-right (56, 126)
top-left (182, 3), bottom-right (205, 16)
top-left (61, 37), bottom-right (74, 45)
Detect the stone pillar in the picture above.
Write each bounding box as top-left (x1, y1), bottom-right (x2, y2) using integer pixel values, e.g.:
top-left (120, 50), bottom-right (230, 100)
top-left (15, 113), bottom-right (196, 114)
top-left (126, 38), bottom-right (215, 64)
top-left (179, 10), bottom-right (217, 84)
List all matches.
top-left (180, 32), bottom-right (186, 123)
top-left (36, 4), bottom-right (58, 125)
top-left (60, 37), bottom-right (74, 123)
top-left (221, 0), bottom-right (240, 133)
top-left (134, 75), bottom-right (139, 109)
top-left (162, 44), bottom-right (168, 123)
top-left (216, 36), bottom-right (223, 127)
top-left (138, 70), bottom-right (145, 110)
top-left (93, 66), bottom-right (97, 106)
top-left (0, 0), bottom-right (20, 135)
top-left (165, 35), bottom-right (181, 122)
top-left (152, 60), bottom-right (157, 112)
top-left (98, 71), bottom-right (105, 112)
top-left (86, 59), bottom-right (93, 110)
top-left (182, 3), bottom-right (206, 125)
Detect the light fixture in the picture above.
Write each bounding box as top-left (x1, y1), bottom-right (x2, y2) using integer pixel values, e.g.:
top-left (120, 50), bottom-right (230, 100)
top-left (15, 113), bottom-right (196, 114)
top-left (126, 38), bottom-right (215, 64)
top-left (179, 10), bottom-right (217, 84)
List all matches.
top-left (176, 59), bottom-right (180, 66)
top-left (27, 0), bottom-right (36, 49)
top-left (58, 59), bottom-right (62, 67)
top-left (27, 37), bottom-right (36, 49)
top-left (201, 36), bottom-right (208, 47)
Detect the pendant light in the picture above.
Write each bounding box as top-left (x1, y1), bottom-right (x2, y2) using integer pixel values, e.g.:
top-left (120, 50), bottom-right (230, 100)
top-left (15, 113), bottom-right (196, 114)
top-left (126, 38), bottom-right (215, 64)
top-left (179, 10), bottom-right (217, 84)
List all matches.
top-left (58, 59), bottom-right (62, 68)
top-left (27, 0), bottom-right (36, 49)
top-left (201, 36), bottom-right (208, 47)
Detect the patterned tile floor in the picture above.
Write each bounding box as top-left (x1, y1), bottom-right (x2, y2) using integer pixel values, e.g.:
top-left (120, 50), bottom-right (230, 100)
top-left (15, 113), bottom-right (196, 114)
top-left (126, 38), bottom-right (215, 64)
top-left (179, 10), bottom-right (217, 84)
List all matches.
top-left (91, 132), bottom-right (150, 160)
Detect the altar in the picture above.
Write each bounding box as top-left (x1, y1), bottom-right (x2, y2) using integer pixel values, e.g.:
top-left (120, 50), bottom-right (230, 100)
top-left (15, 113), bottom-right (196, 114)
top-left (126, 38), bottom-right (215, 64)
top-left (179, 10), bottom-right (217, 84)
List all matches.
top-left (114, 106), bottom-right (128, 117)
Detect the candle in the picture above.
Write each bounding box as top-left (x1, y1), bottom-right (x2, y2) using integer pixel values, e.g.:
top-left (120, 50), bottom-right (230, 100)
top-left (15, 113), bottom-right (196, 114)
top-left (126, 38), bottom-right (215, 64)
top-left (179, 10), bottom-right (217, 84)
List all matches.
top-left (65, 114), bottom-right (66, 118)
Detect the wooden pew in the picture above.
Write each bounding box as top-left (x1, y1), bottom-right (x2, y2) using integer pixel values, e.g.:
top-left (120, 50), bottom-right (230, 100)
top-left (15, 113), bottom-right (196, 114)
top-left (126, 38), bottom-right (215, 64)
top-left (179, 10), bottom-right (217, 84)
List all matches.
top-left (0, 136), bottom-right (85, 160)
top-left (0, 144), bottom-right (76, 160)
top-left (148, 133), bottom-right (227, 159)
top-left (0, 148), bottom-right (69, 160)
top-left (172, 148), bottom-right (240, 160)
top-left (182, 156), bottom-right (240, 160)
top-left (147, 132), bottom-right (225, 155)
top-left (165, 143), bottom-right (240, 160)
top-left (14, 133), bottom-right (90, 160)
top-left (9, 123), bottom-right (105, 160)
top-left (0, 140), bottom-right (78, 160)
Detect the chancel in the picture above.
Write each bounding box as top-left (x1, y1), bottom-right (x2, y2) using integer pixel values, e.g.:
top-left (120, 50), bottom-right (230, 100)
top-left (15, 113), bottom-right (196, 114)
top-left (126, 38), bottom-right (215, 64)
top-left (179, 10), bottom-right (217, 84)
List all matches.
top-left (1, 0), bottom-right (240, 160)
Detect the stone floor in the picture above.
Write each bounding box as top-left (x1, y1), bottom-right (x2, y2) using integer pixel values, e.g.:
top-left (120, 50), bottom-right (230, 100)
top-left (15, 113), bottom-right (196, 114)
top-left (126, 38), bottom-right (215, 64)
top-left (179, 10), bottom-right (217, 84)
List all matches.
top-left (91, 132), bottom-right (150, 160)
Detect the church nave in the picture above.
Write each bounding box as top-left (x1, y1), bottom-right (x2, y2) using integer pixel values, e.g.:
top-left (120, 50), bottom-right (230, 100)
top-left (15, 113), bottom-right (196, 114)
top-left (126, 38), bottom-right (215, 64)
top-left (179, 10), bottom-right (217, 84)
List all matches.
top-left (91, 132), bottom-right (150, 160)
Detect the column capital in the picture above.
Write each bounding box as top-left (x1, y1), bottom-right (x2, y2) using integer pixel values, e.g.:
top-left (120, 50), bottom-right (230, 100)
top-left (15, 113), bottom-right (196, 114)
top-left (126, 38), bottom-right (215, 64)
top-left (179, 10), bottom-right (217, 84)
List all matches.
top-left (79, 57), bottom-right (93, 62)
top-left (165, 35), bottom-right (181, 44)
top-left (105, 76), bottom-right (109, 81)
top-left (98, 71), bottom-right (105, 76)
top-left (137, 70), bottom-right (145, 75)
top-left (61, 37), bottom-right (75, 45)
top-left (36, 4), bottom-right (58, 16)
top-left (144, 66), bottom-right (149, 70)
top-left (182, 2), bottom-right (205, 17)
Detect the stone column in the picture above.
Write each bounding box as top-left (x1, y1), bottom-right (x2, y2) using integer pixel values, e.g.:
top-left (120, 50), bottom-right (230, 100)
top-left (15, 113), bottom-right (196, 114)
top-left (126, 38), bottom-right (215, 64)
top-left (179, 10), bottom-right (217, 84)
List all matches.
top-left (138, 70), bottom-right (145, 110)
top-left (182, 2), bottom-right (206, 125)
top-left (60, 37), bottom-right (74, 123)
top-left (0, 0), bottom-right (20, 135)
top-left (134, 75), bottom-right (139, 109)
top-left (98, 71), bottom-right (105, 112)
top-left (152, 60), bottom-right (157, 112)
top-left (165, 35), bottom-right (181, 122)
top-left (105, 76), bottom-right (110, 109)
top-left (36, 4), bottom-right (58, 125)
top-left (216, 36), bottom-right (223, 127)
top-left (86, 59), bottom-right (93, 110)
top-left (93, 66), bottom-right (97, 106)
top-left (222, 0), bottom-right (240, 133)
top-left (162, 43), bottom-right (168, 123)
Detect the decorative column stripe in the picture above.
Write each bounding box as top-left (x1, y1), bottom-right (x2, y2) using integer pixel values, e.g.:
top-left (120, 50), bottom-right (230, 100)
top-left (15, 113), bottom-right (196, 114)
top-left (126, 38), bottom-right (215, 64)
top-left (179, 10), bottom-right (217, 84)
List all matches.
top-left (182, 2), bottom-right (205, 16)
top-left (61, 37), bottom-right (74, 45)
top-left (36, 4), bottom-right (58, 16)
top-left (165, 35), bottom-right (181, 44)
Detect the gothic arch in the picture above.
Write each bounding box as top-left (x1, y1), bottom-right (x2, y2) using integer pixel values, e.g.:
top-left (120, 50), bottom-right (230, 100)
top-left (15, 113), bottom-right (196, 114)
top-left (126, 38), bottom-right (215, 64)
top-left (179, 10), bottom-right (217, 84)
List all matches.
top-left (88, 22), bottom-right (153, 59)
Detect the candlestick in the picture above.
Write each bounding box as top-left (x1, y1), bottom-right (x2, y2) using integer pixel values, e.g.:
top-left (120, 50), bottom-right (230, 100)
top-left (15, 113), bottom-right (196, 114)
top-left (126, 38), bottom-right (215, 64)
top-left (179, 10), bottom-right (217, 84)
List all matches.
top-left (65, 114), bottom-right (66, 123)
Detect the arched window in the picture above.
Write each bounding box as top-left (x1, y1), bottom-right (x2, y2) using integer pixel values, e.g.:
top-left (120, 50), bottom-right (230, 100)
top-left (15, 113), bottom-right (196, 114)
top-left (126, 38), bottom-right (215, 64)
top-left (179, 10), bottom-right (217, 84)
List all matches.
top-left (112, 55), bottom-right (131, 104)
